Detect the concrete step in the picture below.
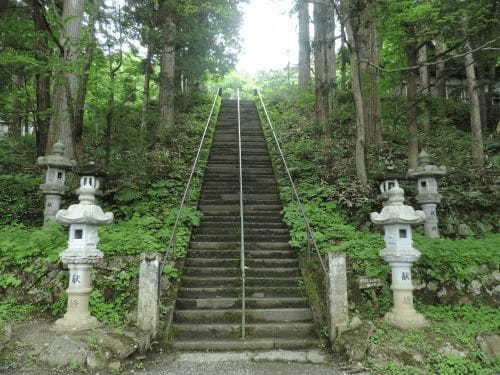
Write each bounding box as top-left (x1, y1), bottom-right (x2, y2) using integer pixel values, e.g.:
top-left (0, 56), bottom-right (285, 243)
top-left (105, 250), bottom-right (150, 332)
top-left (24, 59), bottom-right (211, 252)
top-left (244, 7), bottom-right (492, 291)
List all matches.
top-left (193, 227), bottom-right (288, 235)
top-left (199, 205), bottom-right (282, 214)
top-left (191, 234), bottom-right (290, 242)
top-left (185, 258), bottom-right (298, 268)
top-left (174, 308), bottom-right (313, 324)
top-left (186, 250), bottom-right (296, 259)
top-left (181, 277), bottom-right (299, 288)
top-left (200, 215), bottom-right (284, 224)
top-left (190, 242), bottom-right (292, 250)
top-left (200, 193), bottom-right (280, 201)
top-left (184, 267), bottom-right (300, 278)
top-left (178, 286), bottom-right (303, 298)
top-left (174, 322), bottom-right (314, 340)
top-left (172, 337), bottom-right (317, 351)
top-left (176, 297), bottom-right (307, 310)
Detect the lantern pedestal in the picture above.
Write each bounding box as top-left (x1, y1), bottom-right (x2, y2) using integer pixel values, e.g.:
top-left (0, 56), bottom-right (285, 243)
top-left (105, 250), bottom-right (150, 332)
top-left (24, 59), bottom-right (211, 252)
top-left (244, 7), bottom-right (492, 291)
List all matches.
top-left (55, 264), bottom-right (100, 331)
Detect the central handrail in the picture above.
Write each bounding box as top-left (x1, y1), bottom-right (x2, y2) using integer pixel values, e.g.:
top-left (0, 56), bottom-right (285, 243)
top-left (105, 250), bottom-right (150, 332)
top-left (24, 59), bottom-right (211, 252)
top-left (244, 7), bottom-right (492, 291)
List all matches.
top-left (237, 89), bottom-right (246, 339)
top-left (165, 88), bottom-right (220, 258)
top-left (255, 89), bottom-right (327, 275)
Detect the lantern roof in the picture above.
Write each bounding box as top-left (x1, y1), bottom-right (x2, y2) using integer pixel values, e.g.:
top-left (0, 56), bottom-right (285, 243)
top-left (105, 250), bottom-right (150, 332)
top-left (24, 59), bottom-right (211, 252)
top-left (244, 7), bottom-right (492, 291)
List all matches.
top-left (370, 184), bottom-right (425, 225)
top-left (408, 150), bottom-right (447, 178)
top-left (37, 142), bottom-right (76, 169)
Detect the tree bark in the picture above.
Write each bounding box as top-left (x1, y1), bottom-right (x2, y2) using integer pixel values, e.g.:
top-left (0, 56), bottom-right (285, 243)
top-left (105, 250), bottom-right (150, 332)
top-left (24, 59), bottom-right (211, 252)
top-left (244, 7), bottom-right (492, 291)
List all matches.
top-left (298, 0), bottom-right (311, 89)
top-left (405, 44), bottom-right (419, 170)
top-left (32, 0), bottom-right (51, 156)
top-left (158, 14), bottom-right (176, 131)
top-left (141, 45), bottom-right (152, 129)
top-left (464, 39), bottom-right (485, 168)
top-left (46, 0), bottom-right (85, 159)
top-left (326, 5), bottom-right (336, 107)
top-left (434, 41), bottom-right (447, 98)
top-left (345, 18), bottom-right (367, 187)
top-left (418, 43), bottom-right (430, 130)
top-left (313, 2), bottom-right (330, 128)
top-left (0, 0), bottom-right (8, 18)
top-left (9, 74), bottom-right (23, 137)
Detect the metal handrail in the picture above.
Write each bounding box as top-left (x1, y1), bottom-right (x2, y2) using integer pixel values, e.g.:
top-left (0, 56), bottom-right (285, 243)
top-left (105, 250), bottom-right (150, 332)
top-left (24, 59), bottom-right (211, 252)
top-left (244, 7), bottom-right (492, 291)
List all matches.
top-left (237, 89), bottom-right (246, 339)
top-left (255, 89), bottom-right (327, 275)
top-left (165, 88), bottom-right (220, 257)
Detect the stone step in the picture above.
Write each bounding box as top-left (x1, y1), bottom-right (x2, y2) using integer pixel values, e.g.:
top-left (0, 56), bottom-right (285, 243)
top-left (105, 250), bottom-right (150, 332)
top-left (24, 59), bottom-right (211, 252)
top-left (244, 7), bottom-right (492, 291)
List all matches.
top-left (172, 337), bottom-right (317, 351)
top-left (184, 267), bottom-right (300, 278)
top-left (193, 227), bottom-right (289, 235)
top-left (186, 250), bottom-right (296, 259)
top-left (185, 258), bottom-right (298, 268)
top-left (181, 277), bottom-right (299, 288)
top-left (175, 297), bottom-right (307, 310)
top-left (191, 234), bottom-right (290, 242)
top-left (200, 193), bottom-right (280, 201)
top-left (199, 205), bottom-right (283, 214)
top-left (174, 322), bottom-right (314, 340)
top-left (190, 242), bottom-right (291, 250)
top-left (178, 286), bottom-right (303, 299)
top-left (174, 308), bottom-right (312, 324)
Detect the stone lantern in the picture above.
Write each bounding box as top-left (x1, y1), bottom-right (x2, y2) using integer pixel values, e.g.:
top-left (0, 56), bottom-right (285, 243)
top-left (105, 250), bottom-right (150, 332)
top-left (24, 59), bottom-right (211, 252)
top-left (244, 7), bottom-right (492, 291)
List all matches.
top-left (379, 179), bottom-right (399, 203)
top-left (370, 183), bottom-right (428, 330)
top-left (37, 142), bottom-right (76, 223)
top-left (407, 150), bottom-right (447, 238)
top-left (54, 170), bottom-right (113, 331)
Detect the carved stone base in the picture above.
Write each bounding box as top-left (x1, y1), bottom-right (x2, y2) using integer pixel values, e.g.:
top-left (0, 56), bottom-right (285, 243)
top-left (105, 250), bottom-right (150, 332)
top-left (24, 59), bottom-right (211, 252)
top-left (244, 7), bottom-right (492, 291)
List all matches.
top-left (384, 308), bottom-right (429, 330)
top-left (53, 314), bottom-right (101, 331)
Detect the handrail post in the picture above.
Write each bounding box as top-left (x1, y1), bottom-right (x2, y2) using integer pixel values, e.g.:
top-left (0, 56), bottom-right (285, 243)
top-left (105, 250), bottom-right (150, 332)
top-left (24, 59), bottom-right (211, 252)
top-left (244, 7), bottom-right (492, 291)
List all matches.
top-left (237, 89), bottom-right (246, 339)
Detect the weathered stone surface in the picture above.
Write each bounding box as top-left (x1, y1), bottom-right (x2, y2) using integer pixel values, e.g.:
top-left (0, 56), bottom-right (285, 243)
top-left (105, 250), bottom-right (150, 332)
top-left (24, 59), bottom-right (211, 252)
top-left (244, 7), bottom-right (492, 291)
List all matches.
top-left (458, 223), bottom-right (473, 236)
top-left (137, 253), bottom-right (161, 337)
top-left (96, 331), bottom-right (138, 359)
top-left (328, 253), bottom-right (348, 341)
top-left (476, 333), bottom-right (500, 357)
top-left (0, 322), bottom-right (12, 352)
top-left (438, 343), bottom-right (466, 358)
top-left (333, 321), bottom-right (375, 362)
top-left (38, 335), bottom-right (87, 368)
top-left (468, 280), bottom-right (482, 296)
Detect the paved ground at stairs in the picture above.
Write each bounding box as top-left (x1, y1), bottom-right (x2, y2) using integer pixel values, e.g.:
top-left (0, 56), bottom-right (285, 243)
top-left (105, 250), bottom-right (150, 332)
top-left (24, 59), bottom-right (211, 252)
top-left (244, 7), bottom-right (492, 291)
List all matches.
top-left (3, 352), bottom-right (370, 375)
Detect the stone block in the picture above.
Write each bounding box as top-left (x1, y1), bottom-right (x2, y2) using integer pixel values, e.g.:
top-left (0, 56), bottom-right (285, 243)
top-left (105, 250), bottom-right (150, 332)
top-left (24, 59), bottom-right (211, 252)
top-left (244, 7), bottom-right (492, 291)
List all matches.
top-left (137, 253), bottom-right (161, 337)
top-left (327, 253), bottom-right (348, 341)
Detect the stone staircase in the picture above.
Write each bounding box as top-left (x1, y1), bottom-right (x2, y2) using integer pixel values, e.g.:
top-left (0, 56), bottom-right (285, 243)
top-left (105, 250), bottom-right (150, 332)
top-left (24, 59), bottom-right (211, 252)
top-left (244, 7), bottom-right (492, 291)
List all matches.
top-left (172, 99), bottom-right (317, 351)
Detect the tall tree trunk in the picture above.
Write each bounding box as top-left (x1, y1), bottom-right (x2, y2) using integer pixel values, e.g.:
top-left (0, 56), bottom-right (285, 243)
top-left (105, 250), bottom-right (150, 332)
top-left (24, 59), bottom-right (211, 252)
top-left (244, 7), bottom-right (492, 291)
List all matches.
top-left (405, 44), bottom-right (419, 169)
top-left (326, 5), bottom-right (336, 107)
top-left (313, 2), bottom-right (329, 129)
top-left (418, 43), bottom-right (430, 130)
top-left (298, 0), bottom-right (311, 89)
top-left (159, 14), bottom-right (176, 131)
top-left (141, 45), bottom-right (152, 129)
top-left (434, 41), bottom-right (447, 98)
top-left (104, 71), bottom-right (116, 167)
top-left (464, 39), bottom-right (485, 168)
top-left (73, 0), bottom-right (99, 159)
top-left (345, 17), bottom-right (367, 187)
top-left (32, 0), bottom-right (51, 156)
top-left (9, 74), bottom-right (23, 137)
top-left (47, 0), bottom-right (85, 159)
top-left (0, 0), bottom-right (8, 18)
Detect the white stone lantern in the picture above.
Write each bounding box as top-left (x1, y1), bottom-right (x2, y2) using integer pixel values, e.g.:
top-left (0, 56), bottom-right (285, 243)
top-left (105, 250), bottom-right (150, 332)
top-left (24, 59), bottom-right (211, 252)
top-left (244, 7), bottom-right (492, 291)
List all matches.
top-left (408, 150), bottom-right (446, 238)
top-left (37, 142), bottom-right (76, 223)
top-left (370, 183), bottom-right (428, 330)
top-left (379, 179), bottom-right (399, 203)
top-left (54, 172), bottom-right (113, 331)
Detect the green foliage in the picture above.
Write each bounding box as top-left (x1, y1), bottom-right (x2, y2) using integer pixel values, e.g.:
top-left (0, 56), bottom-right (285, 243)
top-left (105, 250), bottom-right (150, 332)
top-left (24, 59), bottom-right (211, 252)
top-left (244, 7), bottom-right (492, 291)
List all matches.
top-left (0, 222), bottom-right (66, 270)
top-left (89, 289), bottom-right (128, 326)
top-left (0, 173), bottom-right (43, 226)
top-left (0, 298), bottom-right (36, 321)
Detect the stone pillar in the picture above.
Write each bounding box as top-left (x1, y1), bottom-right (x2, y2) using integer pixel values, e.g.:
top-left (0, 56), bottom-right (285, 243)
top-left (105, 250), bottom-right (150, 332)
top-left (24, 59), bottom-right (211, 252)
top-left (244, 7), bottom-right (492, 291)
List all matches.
top-left (327, 253), bottom-right (348, 341)
top-left (408, 150), bottom-right (446, 238)
top-left (54, 170), bottom-right (113, 331)
top-left (137, 253), bottom-right (161, 337)
top-left (370, 183), bottom-right (428, 329)
top-left (37, 142), bottom-right (76, 223)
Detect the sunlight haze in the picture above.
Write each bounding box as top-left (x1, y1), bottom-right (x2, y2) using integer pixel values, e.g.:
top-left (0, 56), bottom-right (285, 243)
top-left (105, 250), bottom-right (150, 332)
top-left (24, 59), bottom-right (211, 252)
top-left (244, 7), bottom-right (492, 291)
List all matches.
top-left (236, 0), bottom-right (298, 75)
